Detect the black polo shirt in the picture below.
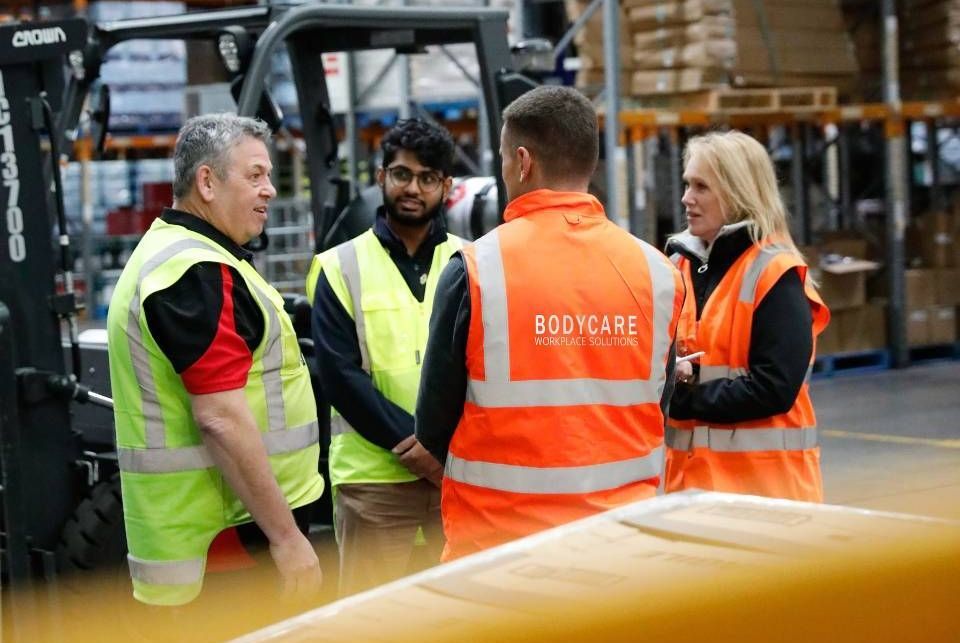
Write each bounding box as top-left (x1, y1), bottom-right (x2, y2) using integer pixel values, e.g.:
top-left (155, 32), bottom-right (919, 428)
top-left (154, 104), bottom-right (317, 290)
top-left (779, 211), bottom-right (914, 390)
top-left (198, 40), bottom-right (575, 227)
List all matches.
top-left (143, 208), bottom-right (264, 395)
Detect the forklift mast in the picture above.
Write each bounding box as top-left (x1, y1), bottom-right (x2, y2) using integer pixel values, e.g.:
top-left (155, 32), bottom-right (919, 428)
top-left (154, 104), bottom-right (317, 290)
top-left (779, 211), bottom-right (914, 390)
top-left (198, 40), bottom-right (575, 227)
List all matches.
top-left (231, 2), bottom-right (515, 243)
top-left (60, 3), bottom-right (518, 252)
top-left (0, 18), bottom-right (90, 581)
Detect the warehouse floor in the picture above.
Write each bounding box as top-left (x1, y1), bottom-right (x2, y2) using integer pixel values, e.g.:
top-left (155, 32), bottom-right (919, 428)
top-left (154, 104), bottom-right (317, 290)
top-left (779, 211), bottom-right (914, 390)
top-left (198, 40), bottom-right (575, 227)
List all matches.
top-left (815, 360), bottom-right (960, 520)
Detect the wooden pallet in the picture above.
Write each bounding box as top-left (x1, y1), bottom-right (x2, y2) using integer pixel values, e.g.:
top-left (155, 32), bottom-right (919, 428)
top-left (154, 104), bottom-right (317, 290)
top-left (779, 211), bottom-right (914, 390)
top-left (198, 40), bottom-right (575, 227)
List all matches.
top-left (812, 349), bottom-right (891, 378)
top-left (632, 86), bottom-right (838, 114)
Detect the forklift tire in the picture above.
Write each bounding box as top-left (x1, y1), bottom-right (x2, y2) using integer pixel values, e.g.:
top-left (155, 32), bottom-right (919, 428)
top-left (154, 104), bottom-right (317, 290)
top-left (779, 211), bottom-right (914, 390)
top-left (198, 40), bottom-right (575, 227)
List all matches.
top-left (56, 472), bottom-right (127, 573)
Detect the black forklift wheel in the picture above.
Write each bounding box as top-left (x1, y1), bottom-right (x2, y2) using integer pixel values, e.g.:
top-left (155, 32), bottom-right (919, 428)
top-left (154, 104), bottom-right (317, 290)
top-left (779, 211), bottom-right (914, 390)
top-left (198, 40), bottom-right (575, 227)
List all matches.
top-left (56, 472), bottom-right (127, 573)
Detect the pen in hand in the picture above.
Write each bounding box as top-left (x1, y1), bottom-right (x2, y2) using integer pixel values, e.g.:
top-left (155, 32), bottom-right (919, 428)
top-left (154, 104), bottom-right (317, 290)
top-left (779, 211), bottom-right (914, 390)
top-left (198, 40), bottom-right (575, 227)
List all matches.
top-left (676, 351), bottom-right (705, 365)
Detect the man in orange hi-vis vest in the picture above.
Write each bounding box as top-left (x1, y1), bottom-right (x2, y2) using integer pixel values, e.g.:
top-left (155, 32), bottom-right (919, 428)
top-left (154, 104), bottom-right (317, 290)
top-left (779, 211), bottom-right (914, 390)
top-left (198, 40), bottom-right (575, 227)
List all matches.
top-left (414, 86), bottom-right (685, 560)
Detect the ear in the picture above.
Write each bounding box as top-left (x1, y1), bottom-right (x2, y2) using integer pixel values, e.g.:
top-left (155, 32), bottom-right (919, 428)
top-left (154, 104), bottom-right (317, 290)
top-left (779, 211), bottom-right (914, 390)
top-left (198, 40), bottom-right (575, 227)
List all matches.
top-left (376, 166), bottom-right (385, 187)
top-left (516, 146), bottom-right (533, 181)
top-left (195, 165), bottom-right (216, 203)
top-left (441, 175), bottom-right (453, 200)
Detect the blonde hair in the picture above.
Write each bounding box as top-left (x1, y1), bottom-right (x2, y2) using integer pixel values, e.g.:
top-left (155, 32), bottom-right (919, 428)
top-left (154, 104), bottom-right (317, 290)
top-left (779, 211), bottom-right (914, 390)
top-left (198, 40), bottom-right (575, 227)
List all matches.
top-left (682, 130), bottom-right (799, 255)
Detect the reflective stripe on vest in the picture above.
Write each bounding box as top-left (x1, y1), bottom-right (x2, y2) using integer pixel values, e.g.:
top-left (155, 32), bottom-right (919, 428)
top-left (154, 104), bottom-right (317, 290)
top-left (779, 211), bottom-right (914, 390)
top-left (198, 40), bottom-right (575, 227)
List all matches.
top-left (336, 241), bottom-right (371, 374)
top-left (127, 238), bottom-right (210, 448)
top-left (466, 230), bottom-right (675, 408)
top-left (330, 414), bottom-right (353, 436)
top-left (118, 421), bottom-right (319, 473)
top-left (445, 446), bottom-right (665, 495)
top-left (738, 244), bottom-right (790, 303)
top-left (128, 554), bottom-right (203, 586)
top-left (672, 240), bottom-right (791, 309)
top-left (248, 279), bottom-right (286, 433)
top-left (665, 425), bottom-right (819, 452)
top-left (126, 239), bottom-right (290, 449)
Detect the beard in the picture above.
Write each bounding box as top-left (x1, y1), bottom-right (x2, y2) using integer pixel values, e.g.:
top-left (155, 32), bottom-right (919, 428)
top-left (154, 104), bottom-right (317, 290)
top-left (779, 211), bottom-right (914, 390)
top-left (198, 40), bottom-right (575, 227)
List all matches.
top-left (383, 189), bottom-right (443, 228)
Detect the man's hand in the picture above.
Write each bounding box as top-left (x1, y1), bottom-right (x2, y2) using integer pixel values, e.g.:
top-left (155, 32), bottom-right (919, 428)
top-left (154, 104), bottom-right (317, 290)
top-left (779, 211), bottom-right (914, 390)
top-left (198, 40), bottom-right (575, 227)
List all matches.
top-left (393, 436), bottom-right (443, 487)
top-left (269, 531), bottom-right (323, 599)
top-left (192, 389), bottom-right (322, 600)
top-left (675, 360), bottom-right (694, 384)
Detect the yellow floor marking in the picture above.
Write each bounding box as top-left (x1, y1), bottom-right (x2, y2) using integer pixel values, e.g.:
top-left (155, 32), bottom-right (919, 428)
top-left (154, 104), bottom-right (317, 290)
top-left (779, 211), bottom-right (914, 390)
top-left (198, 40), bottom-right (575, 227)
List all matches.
top-left (822, 429), bottom-right (960, 450)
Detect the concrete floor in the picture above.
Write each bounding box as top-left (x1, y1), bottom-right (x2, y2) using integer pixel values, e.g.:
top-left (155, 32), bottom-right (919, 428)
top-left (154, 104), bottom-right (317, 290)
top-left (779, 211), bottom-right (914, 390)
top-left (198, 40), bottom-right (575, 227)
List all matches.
top-left (813, 360), bottom-right (960, 520)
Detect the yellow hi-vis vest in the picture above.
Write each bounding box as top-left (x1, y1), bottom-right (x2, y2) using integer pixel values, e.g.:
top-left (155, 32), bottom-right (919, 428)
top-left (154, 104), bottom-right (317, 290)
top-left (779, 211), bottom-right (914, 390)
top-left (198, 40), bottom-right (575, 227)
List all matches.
top-left (107, 218), bottom-right (324, 606)
top-left (305, 228), bottom-right (463, 487)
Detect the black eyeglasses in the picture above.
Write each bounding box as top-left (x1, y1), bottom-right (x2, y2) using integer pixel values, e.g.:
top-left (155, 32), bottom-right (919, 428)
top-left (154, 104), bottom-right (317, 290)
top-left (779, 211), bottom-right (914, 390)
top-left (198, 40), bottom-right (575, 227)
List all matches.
top-left (385, 165), bottom-right (444, 192)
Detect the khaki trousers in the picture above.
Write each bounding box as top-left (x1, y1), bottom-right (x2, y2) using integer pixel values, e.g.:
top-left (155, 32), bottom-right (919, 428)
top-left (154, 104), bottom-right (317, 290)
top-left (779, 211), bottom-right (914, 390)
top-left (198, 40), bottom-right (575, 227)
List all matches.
top-left (334, 479), bottom-right (443, 596)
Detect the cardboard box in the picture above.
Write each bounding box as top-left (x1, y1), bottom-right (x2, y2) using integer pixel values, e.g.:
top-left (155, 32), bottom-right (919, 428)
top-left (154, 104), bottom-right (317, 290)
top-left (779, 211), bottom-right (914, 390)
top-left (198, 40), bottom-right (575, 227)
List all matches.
top-left (632, 16), bottom-right (736, 50)
top-left (576, 46), bottom-right (636, 71)
top-left (631, 67), bottom-right (728, 94)
top-left (737, 31), bottom-right (857, 75)
top-left (916, 211), bottom-right (957, 269)
top-left (576, 70), bottom-right (633, 92)
top-left (816, 312), bottom-right (842, 355)
top-left (632, 39), bottom-right (737, 69)
top-left (730, 0), bottom-right (846, 32)
top-left (820, 236), bottom-right (869, 261)
top-left (238, 492), bottom-right (960, 643)
top-left (905, 269), bottom-right (938, 308)
top-left (935, 269), bottom-right (960, 306)
top-left (902, 0), bottom-right (960, 33)
top-left (837, 303), bottom-right (887, 353)
top-left (907, 307), bottom-right (930, 347)
top-left (626, 0), bottom-right (732, 29)
top-left (929, 305), bottom-right (957, 345)
top-left (565, 0), bottom-right (630, 43)
top-left (816, 258), bottom-right (880, 311)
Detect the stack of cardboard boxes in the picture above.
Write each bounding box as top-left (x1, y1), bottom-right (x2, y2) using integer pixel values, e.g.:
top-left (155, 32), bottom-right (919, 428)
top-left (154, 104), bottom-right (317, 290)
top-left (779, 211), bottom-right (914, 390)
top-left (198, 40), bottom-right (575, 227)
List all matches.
top-left (805, 239), bottom-right (885, 355)
top-left (567, 0), bottom-right (635, 92)
top-left (839, 0), bottom-right (883, 101)
top-left (900, 0), bottom-right (960, 100)
top-left (626, 0), bottom-right (734, 94)
top-left (903, 209), bottom-right (960, 346)
top-left (840, 0), bottom-right (960, 101)
top-left (568, 0), bottom-right (858, 98)
top-left (811, 208), bottom-right (960, 356)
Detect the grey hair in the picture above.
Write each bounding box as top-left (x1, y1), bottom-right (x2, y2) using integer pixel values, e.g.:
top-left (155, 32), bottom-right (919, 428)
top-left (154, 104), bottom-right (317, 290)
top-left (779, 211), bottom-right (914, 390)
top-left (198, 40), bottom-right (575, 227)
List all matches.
top-left (172, 113), bottom-right (272, 199)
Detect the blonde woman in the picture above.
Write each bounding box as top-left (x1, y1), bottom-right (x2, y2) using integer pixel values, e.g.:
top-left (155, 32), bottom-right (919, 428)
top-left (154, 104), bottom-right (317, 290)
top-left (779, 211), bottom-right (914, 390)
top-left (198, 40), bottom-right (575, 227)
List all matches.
top-left (664, 130), bottom-right (830, 502)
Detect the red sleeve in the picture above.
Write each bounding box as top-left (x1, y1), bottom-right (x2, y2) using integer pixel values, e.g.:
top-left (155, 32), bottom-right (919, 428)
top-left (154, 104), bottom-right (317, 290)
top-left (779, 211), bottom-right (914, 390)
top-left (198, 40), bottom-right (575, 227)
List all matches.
top-left (180, 264), bottom-right (254, 394)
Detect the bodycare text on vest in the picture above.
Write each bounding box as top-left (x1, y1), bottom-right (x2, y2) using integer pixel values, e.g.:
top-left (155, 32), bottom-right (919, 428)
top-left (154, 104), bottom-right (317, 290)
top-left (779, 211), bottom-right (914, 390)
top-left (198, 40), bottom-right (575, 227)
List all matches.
top-left (533, 314), bottom-right (640, 347)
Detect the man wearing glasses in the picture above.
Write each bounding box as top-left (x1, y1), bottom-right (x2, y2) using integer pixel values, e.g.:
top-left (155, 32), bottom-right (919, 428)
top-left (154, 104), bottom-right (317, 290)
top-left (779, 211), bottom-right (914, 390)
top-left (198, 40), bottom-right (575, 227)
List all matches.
top-left (306, 119), bottom-right (464, 595)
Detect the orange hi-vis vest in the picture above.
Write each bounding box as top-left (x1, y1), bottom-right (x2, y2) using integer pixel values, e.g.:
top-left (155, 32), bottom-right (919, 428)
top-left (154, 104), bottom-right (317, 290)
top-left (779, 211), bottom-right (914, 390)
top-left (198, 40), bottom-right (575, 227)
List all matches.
top-left (665, 237), bottom-right (830, 502)
top-left (442, 189), bottom-right (684, 560)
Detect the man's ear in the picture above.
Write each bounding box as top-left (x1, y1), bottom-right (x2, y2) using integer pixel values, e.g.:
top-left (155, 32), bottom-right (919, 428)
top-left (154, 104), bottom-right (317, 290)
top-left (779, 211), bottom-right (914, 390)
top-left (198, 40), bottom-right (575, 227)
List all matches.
top-left (376, 166), bottom-right (385, 187)
top-left (441, 175), bottom-right (454, 200)
top-left (517, 146), bottom-right (533, 180)
top-left (196, 165), bottom-right (216, 203)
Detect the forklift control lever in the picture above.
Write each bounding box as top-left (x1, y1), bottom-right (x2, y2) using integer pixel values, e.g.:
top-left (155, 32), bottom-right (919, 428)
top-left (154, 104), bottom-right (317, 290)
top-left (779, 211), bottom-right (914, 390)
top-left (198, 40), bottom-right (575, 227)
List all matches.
top-left (17, 369), bottom-right (114, 410)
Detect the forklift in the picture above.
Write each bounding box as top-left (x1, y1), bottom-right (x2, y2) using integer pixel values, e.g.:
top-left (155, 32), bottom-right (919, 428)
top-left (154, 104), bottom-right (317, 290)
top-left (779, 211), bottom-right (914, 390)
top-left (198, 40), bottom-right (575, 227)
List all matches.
top-left (0, 2), bottom-right (537, 628)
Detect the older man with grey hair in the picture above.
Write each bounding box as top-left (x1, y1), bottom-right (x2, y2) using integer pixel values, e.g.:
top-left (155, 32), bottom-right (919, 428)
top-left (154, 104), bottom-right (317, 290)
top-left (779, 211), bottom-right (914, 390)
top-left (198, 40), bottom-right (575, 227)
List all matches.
top-left (107, 113), bottom-right (324, 612)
